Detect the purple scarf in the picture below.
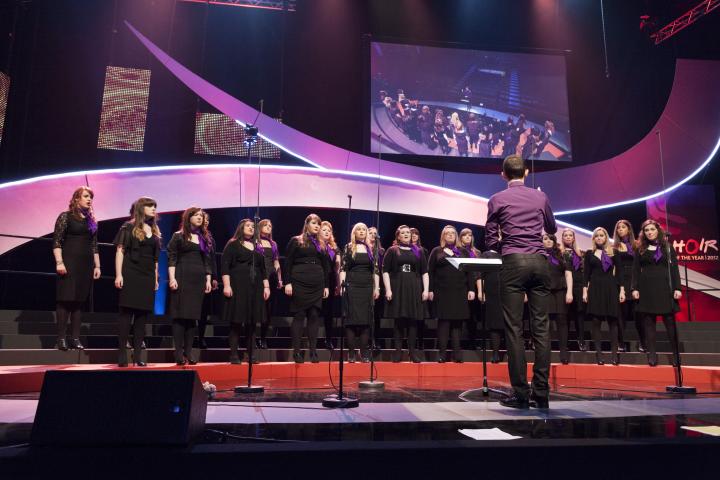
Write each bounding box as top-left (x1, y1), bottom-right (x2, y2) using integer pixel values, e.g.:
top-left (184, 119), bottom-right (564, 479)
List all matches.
top-left (261, 235), bottom-right (279, 260)
top-left (399, 242), bottom-right (421, 259)
top-left (570, 249), bottom-right (582, 271)
top-left (649, 241), bottom-right (663, 263)
top-left (622, 237), bottom-right (635, 257)
top-left (326, 245), bottom-right (336, 262)
top-left (545, 248), bottom-right (560, 266)
top-left (445, 242), bottom-right (462, 257)
top-left (600, 250), bottom-right (613, 272)
top-left (308, 235), bottom-right (323, 253)
top-left (356, 241), bottom-right (374, 264)
top-left (81, 208), bottom-right (97, 234)
top-left (191, 228), bottom-right (208, 254)
top-left (465, 246), bottom-right (477, 258)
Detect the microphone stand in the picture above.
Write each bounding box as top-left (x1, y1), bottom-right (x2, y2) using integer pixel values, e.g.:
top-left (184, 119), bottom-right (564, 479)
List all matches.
top-left (360, 139), bottom-right (385, 390)
top-left (323, 195), bottom-right (359, 407)
top-left (235, 100), bottom-right (265, 394)
top-left (656, 130), bottom-right (695, 394)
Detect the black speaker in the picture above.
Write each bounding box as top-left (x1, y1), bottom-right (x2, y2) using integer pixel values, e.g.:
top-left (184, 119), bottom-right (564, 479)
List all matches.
top-left (31, 370), bottom-right (208, 446)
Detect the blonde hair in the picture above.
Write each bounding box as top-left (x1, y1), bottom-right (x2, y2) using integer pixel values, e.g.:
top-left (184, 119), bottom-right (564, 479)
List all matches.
top-left (439, 225), bottom-right (458, 248)
top-left (591, 227), bottom-right (613, 256)
top-left (348, 222), bottom-right (368, 258)
top-left (560, 228), bottom-right (582, 257)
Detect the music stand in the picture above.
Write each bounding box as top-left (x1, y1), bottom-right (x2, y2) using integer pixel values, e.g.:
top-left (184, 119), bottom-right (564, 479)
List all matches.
top-left (446, 257), bottom-right (507, 398)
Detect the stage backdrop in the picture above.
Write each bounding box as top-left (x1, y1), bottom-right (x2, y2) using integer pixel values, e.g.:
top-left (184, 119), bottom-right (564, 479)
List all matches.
top-left (647, 185), bottom-right (720, 321)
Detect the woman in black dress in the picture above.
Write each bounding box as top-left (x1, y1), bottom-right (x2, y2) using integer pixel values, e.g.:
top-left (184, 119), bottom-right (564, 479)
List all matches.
top-left (320, 221), bottom-right (342, 351)
top-left (167, 207), bottom-right (212, 365)
top-left (429, 226), bottom-right (475, 363)
top-left (114, 197), bottom-right (161, 367)
top-left (340, 223), bottom-right (380, 363)
top-left (285, 214), bottom-right (330, 363)
top-left (383, 225), bottom-right (429, 363)
top-left (613, 219), bottom-right (639, 352)
top-left (256, 219), bottom-right (282, 350)
top-left (198, 211), bottom-right (219, 349)
top-left (222, 219), bottom-right (270, 364)
top-left (543, 234), bottom-right (573, 364)
top-left (631, 220), bottom-right (682, 367)
top-left (52, 187), bottom-right (101, 351)
top-left (368, 226), bottom-right (385, 352)
top-left (561, 228), bottom-right (587, 351)
top-left (460, 228), bottom-right (483, 348)
top-left (582, 227), bottom-right (625, 365)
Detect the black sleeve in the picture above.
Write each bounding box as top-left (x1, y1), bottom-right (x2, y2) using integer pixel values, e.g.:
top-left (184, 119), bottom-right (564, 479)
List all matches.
top-left (613, 254), bottom-right (623, 288)
top-left (285, 238), bottom-right (298, 285)
top-left (221, 241), bottom-right (236, 277)
top-left (419, 249), bottom-right (429, 275)
top-left (167, 233), bottom-right (181, 267)
top-left (113, 222), bottom-right (133, 249)
top-left (631, 252), bottom-right (641, 292)
top-left (207, 232), bottom-right (218, 278)
top-left (52, 212), bottom-right (69, 249)
top-left (91, 228), bottom-right (98, 255)
top-left (382, 247), bottom-right (395, 274)
top-left (259, 250), bottom-right (268, 281)
top-left (428, 247), bottom-right (439, 291)
top-left (670, 248), bottom-right (681, 291)
top-left (583, 251), bottom-right (592, 288)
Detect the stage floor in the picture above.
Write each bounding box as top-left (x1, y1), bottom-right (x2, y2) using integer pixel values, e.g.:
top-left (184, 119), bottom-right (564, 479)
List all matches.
top-left (2, 363), bottom-right (720, 446)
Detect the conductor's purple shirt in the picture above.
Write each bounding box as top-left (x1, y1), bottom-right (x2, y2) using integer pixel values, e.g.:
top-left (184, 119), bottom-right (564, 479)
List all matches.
top-left (485, 180), bottom-right (557, 255)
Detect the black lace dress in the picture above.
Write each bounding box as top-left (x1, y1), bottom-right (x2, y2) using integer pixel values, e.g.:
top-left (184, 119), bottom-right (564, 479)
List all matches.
top-left (53, 212), bottom-right (97, 303)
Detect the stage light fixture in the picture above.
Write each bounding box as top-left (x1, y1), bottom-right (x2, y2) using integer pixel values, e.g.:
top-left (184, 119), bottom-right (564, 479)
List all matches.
top-left (243, 124), bottom-right (259, 148)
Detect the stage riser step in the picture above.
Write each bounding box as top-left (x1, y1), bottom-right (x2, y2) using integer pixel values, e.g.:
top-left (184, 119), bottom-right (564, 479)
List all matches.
top-left (0, 348), bottom-right (717, 366)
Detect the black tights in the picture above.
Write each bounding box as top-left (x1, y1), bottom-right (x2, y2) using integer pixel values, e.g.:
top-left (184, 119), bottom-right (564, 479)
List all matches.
top-left (56, 301), bottom-right (82, 340)
top-left (590, 315), bottom-right (619, 353)
top-left (229, 322), bottom-right (254, 359)
top-left (393, 318), bottom-right (419, 352)
top-left (437, 319), bottom-right (462, 355)
top-left (291, 307), bottom-right (320, 353)
top-left (118, 307), bottom-right (148, 364)
top-left (345, 325), bottom-right (370, 353)
top-left (172, 318), bottom-right (197, 362)
top-left (643, 314), bottom-right (678, 355)
top-left (552, 313), bottom-right (569, 355)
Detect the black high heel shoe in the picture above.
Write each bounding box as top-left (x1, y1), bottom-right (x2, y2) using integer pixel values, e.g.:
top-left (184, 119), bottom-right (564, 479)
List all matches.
top-left (491, 350), bottom-right (501, 364)
top-left (135, 361), bottom-right (147, 367)
top-left (69, 338), bottom-right (84, 350)
top-left (647, 352), bottom-right (658, 367)
top-left (611, 352), bottom-right (620, 366)
top-left (293, 351), bottom-right (304, 364)
top-left (560, 351), bottom-right (569, 365)
top-left (578, 341), bottom-right (588, 352)
top-left (595, 352), bottom-right (605, 365)
top-left (309, 350), bottom-right (319, 363)
top-left (348, 350), bottom-right (357, 363)
top-left (57, 338), bottom-right (68, 351)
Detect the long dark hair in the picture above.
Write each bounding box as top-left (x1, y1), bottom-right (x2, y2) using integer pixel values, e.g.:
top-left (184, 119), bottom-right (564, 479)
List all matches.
top-left (409, 227), bottom-right (422, 247)
top-left (179, 207), bottom-right (209, 243)
top-left (131, 197), bottom-right (160, 242)
top-left (543, 233), bottom-right (564, 265)
top-left (294, 213), bottom-right (322, 247)
top-left (636, 219), bottom-right (669, 255)
top-left (613, 219), bottom-right (636, 252)
top-left (231, 218), bottom-right (256, 243)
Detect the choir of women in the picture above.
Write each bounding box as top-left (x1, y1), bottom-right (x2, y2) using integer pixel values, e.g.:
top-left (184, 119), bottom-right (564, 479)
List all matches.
top-left (50, 187), bottom-right (688, 368)
top-left (53, 187), bottom-right (100, 351)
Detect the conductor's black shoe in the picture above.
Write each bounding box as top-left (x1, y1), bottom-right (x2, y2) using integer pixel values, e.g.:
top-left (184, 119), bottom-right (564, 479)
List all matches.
top-left (499, 394), bottom-right (530, 410)
top-left (529, 393), bottom-right (549, 409)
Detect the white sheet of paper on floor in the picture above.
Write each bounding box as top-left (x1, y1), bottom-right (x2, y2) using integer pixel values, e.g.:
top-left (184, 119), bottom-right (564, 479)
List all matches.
top-left (458, 428), bottom-right (522, 440)
top-left (680, 426), bottom-right (720, 437)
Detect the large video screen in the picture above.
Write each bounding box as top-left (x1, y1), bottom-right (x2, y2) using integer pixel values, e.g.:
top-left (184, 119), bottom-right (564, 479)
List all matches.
top-left (370, 41), bottom-right (572, 162)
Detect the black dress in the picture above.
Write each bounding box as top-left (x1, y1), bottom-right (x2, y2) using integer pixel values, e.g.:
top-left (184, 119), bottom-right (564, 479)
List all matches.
top-left (564, 250), bottom-right (585, 314)
top-left (221, 240), bottom-right (267, 325)
top-left (167, 232), bottom-right (211, 321)
top-left (322, 247), bottom-right (341, 317)
top-left (285, 237), bottom-right (329, 313)
top-left (428, 246), bottom-right (473, 320)
top-left (113, 222), bottom-right (160, 312)
top-left (632, 247), bottom-right (681, 315)
top-left (546, 255), bottom-right (569, 315)
top-left (53, 212), bottom-right (97, 303)
top-left (341, 246), bottom-right (377, 327)
top-left (584, 250), bottom-right (622, 318)
top-left (480, 250), bottom-right (503, 330)
top-left (615, 249), bottom-right (634, 304)
top-left (383, 246), bottom-right (427, 320)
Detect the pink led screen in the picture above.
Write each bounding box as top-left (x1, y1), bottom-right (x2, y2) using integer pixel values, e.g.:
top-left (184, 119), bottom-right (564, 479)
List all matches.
top-left (97, 66), bottom-right (151, 151)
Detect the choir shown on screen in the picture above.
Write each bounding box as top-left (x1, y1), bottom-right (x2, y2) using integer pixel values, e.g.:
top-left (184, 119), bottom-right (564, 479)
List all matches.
top-left (51, 188), bottom-right (683, 368)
